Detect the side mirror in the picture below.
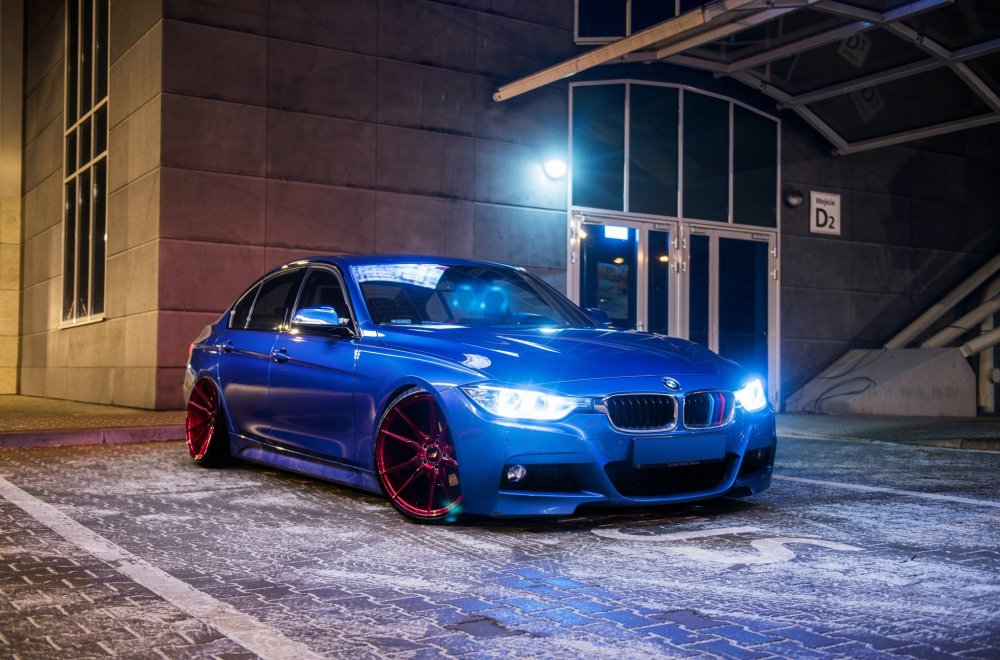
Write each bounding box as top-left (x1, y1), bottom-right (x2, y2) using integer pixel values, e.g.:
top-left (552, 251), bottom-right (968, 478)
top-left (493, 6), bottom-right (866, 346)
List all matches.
top-left (585, 307), bottom-right (613, 328)
top-left (291, 306), bottom-right (355, 337)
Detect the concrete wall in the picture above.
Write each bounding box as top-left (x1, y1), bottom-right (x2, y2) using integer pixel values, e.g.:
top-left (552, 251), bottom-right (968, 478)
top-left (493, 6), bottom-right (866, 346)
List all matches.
top-left (19, 0), bottom-right (164, 407)
top-left (153, 0), bottom-right (578, 408)
top-left (780, 118), bottom-right (1000, 402)
top-left (0, 0), bottom-right (23, 393)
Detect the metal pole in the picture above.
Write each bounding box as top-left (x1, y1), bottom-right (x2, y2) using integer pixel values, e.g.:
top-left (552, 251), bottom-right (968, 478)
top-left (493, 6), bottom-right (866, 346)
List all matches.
top-left (978, 276), bottom-right (1000, 413)
top-left (960, 326), bottom-right (1000, 358)
top-left (886, 252), bottom-right (1000, 349)
top-left (921, 296), bottom-right (1000, 348)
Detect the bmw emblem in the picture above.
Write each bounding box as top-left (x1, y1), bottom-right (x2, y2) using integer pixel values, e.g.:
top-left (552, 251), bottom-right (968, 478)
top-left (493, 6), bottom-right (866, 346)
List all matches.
top-left (662, 377), bottom-right (680, 391)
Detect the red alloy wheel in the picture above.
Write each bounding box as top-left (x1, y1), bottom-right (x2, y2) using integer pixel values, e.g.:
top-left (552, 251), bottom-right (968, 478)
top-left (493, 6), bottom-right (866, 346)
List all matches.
top-left (375, 391), bottom-right (462, 522)
top-left (186, 379), bottom-right (220, 463)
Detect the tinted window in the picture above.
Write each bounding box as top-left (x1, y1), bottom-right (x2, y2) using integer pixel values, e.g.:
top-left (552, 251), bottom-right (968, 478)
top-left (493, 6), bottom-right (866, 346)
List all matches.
top-left (230, 283), bottom-right (260, 329)
top-left (246, 270), bottom-right (305, 331)
top-left (631, 0), bottom-right (675, 32)
top-left (733, 106), bottom-right (777, 228)
top-left (683, 92), bottom-right (729, 222)
top-left (572, 84), bottom-right (626, 211)
top-left (629, 85), bottom-right (678, 216)
top-left (577, 0), bottom-right (626, 38)
top-left (296, 268), bottom-right (351, 319)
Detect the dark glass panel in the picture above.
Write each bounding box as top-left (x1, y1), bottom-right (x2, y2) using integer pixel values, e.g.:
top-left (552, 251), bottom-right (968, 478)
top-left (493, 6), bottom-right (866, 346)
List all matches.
top-left (682, 92), bottom-right (729, 222)
top-left (79, 0), bottom-right (93, 118)
top-left (807, 67), bottom-right (988, 143)
top-left (688, 233), bottom-right (709, 347)
top-left (65, 128), bottom-right (76, 175)
top-left (95, 0), bottom-right (108, 100)
top-left (647, 230), bottom-right (670, 335)
top-left (688, 10), bottom-right (847, 64)
top-left (572, 84), bottom-right (626, 211)
top-left (230, 285), bottom-right (261, 330)
top-left (76, 169), bottom-right (91, 317)
top-left (247, 270), bottom-right (306, 331)
top-left (296, 269), bottom-right (350, 318)
top-left (631, 0), bottom-right (675, 32)
top-left (732, 106), bottom-right (777, 228)
top-left (94, 105), bottom-right (107, 155)
top-left (968, 50), bottom-right (1000, 96)
top-left (63, 180), bottom-right (77, 319)
top-left (79, 116), bottom-right (91, 169)
top-left (578, 0), bottom-right (626, 38)
top-left (629, 84), bottom-right (678, 216)
top-left (579, 225), bottom-right (637, 329)
top-left (903, 0), bottom-right (1000, 50)
top-left (66, 0), bottom-right (78, 126)
top-left (719, 237), bottom-right (768, 377)
top-left (92, 159), bottom-right (106, 314)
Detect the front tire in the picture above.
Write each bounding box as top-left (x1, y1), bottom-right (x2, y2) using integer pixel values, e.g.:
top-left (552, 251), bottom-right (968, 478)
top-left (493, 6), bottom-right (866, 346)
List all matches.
top-left (185, 379), bottom-right (231, 467)
top-left (375, 388), bottom-right (462, 523)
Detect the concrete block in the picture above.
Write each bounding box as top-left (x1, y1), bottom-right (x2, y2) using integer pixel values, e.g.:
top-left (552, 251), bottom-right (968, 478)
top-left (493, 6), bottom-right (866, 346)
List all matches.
top-left (109, 97), bottom-right (161, 193)
top-left (475, 12), bottom-right (574, 79)
top-left (109, 21), bottom-right (163, 129)
top-left (851, 192), bottom-right (910, 246)
top-left (157, 239), bottom-right (265, 313)
top-left (780, 234), bottom-right (850, 290)
top-left (780, 288), bottom-right (852, 340)
top-left (156, 366), bottom-right (187, 409)
top-left (376, 126), bottom-right (474, 199)
top-left (21, 225), bottom-right (60, 289)
top-left (161, 167), bottom-right (264, 244)
top-left (377, 60), bottom-right (477, 135)
top-left (850, 292), bottom-right (911, 344)
top-left (0, 244), bottom-right (20, 294)
top-left (23, 171), bottom-right (61, 242)
top-left (110, 366), bottom-right (157, 408)
top-left (25, 3), bottom-right (62, 94)
top-left (265, 179), bottom-right (375, 253)
top-left (474, 140), bottom-right (567, 211)
top-left (111, 0), bottom-right (162, 63)
top-left (263, 247), bottom-right (321, 272)
top-left (164, 0), bottom-right (268, 35)
top-left (910, 199), bottom-right (968, 252)
top-left (267, 109), bottom-right (375, 187)
top-left (0, 366), bottom-right (15, 393)
top-left (125, 241), bottom-right (159, 316)
top-left (781, 125), bottom-right (849, 191)
top-left (967, 207), bottom-right (1000, 255)
top-left (0, 289), bottom-right (17, 333)
top-left (23, 115), bottom-right (62, 192)
top-left (849, 244), bottom-right (911, 295)
top-left (61, 316), bottom-right (125, 368)
top-left (785, 348), bottom-right (976, 417)
top-left (163, 20), bottom-right (266, 105)
top-left (125, 311), bottom-right (159, 368)
top-left (269, 0), bottom-right (378, 55)
top-left (378, 0), bottom-right (477, 71)
top-left (18, 332), bottom-right (46, 368)
top-left (24, 60), bottom-right (63, 144)
top-left (850, 147), bottom-right (914, 197)
top-left (268, 40), bottom-right (376, 122)
top-left (472, 204), bottom-right (566, 269)
top-left (157, 310), bottom-right (218, 368)
top-left (108, 168), bottom-right (160, 256)
top-left (161, 94), bottom-right (264, 177)
top-left (103, 252), bottom-right (127, 319)
top-left (0, 195), bottom-right (20, 244)
top-left (374, 192), bottom-right (473, 257)
top-left (19, 280), bottom-right (55, 336)
top-left (910, 150), bottom-right (965, 205)
top-left (490, 0), bottom-right (573, 29)
top-left (478, 84), bottom-right (567, 147)
top-left (26, 0), bottom-right (62, 47)
top-left (779, 338), bottom-right (849, 406)
top-left (0, 335), bottom-right (20, 368)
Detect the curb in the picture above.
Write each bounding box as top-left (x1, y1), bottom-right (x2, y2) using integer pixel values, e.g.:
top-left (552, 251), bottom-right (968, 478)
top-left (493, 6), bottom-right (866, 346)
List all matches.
top-left (0, 425), bottom-right (185, 449)
top-left (779, 431), bottom-right (1000, 452)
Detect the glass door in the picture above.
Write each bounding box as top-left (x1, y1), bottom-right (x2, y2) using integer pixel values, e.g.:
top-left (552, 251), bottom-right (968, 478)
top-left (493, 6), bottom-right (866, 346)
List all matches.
top-left (683, 225), bottom-right (777, 403)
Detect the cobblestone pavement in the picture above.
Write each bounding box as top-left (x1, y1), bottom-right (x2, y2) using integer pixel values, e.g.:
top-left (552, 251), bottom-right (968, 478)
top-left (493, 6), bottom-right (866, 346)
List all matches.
top-left (0, 436), bottom-right (997, 658)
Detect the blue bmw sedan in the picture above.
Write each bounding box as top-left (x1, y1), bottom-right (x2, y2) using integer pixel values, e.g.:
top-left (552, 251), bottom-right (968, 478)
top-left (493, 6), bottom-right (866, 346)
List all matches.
top-left (184, 255), bottom-right (775, 522)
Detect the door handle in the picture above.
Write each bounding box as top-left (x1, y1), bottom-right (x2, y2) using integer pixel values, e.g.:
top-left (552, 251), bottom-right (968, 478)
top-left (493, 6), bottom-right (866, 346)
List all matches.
top-left (219, 340), bottom-right (233, 353)
top-left (271, 347), bottom-right (289, 363)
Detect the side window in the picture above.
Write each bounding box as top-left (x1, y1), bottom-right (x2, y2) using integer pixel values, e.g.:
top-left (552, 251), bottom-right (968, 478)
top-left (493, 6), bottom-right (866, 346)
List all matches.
top-left (246, 270), bottom-right (305, 331)
top-left (229, 284), bottom-right (260, 329)
top-left (295, 269), bottom-right (352, 320)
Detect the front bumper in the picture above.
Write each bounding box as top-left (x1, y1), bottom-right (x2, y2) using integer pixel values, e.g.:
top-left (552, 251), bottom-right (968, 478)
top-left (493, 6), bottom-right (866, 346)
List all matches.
top-left (441, 387), bottom-right (775, 518)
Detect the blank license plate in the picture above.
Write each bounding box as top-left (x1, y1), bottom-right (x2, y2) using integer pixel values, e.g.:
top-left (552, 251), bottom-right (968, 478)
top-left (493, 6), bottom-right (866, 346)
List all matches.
top-left (632, 433), bottom-right (726, 468)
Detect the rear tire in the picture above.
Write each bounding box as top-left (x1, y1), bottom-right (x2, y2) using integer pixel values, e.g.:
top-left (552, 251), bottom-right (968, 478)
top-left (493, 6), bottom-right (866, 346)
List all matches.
top-left (185, 378), bottom-right (231, 467)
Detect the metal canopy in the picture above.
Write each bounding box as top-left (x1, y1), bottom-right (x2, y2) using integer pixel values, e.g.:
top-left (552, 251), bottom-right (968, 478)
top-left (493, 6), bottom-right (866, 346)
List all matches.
top-left (493, 0), bottom-right (1000, 155)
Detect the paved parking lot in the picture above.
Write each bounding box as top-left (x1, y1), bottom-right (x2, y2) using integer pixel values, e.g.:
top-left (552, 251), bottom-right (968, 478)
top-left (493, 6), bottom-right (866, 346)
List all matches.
top-left (0, 434), bottom-right (997, 658)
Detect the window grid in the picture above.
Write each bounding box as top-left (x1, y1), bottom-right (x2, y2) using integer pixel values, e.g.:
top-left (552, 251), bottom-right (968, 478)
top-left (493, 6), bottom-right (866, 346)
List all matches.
top-left (63, 0), bottom-right (109, 324)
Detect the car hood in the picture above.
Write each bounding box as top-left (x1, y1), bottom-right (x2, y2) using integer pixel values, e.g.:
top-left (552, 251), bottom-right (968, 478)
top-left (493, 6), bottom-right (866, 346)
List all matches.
top-left (374, 325), bottom-right (737, 388)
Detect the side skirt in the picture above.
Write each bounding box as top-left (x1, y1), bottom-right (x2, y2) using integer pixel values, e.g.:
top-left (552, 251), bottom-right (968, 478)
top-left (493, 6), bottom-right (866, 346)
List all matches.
top-left (230, 433), bottom-right (382, 495)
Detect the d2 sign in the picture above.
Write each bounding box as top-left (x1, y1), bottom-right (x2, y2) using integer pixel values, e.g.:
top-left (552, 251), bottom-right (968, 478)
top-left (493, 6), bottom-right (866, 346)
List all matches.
top-left (810, 191), bottom-right (841, 236)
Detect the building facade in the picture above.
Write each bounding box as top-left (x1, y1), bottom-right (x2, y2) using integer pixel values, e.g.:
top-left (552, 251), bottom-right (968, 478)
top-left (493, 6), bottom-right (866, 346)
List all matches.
top-left (4, 0), bottom-right (999, 410)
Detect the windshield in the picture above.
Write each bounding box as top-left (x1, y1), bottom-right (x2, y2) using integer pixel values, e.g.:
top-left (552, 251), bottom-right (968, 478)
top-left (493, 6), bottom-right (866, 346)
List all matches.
top-left (352, 263), bottom-right (594, 327)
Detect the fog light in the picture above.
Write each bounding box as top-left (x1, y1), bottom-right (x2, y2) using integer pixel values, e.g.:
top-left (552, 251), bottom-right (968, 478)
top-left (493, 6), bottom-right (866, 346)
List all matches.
top-left (506, 464), bottom-right (528, 483)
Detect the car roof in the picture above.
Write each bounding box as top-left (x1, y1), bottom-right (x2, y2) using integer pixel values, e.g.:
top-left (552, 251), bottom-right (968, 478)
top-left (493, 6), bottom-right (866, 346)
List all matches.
top-left (276, 254), bottom-right (515, 271)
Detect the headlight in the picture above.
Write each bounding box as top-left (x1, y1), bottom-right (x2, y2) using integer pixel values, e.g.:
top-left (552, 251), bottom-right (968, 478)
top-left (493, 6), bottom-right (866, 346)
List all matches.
top-left (734, 378), bottom-right (767, 412)
top-left (461, 384), bottom-right (589, 421)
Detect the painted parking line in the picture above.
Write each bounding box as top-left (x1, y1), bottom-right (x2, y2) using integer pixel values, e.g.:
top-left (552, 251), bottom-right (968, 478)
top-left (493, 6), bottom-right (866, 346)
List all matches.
top-left (0, 477), bottom-right (321, 660)
top-left (775, 475), bottom-right (1000, 508)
